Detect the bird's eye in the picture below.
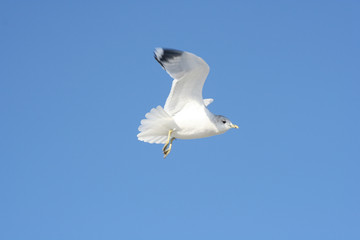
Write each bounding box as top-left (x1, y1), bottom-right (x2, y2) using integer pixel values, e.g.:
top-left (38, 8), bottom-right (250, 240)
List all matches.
top-left (222, 120), bottom-right (226, 124)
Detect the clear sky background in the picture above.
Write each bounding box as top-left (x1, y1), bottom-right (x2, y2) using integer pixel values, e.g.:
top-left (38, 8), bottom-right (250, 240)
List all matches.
top-left (1, 1), bottom-right (359, 239)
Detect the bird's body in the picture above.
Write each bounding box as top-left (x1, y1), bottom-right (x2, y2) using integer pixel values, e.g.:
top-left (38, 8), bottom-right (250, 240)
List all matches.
top-left (137, 48), bottom-right (238, 157)
top-left (171, 102), bottom-right (220, 139)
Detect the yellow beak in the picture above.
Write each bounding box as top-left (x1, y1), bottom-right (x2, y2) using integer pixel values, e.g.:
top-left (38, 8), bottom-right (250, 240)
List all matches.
top-left (230, 124), bottom-right (239, 129)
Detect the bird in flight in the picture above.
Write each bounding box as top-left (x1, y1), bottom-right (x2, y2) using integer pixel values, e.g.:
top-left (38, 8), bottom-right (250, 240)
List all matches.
top-left (137, 48), bottom-right (238, 158)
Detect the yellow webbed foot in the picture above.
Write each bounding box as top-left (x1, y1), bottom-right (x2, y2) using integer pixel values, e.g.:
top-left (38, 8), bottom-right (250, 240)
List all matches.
top-left (163, 137), bottom-right (175, 158)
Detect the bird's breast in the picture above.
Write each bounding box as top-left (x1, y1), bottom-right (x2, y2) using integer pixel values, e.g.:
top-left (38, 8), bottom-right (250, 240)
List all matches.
top-left (171, 103), bottom-right (220, 139)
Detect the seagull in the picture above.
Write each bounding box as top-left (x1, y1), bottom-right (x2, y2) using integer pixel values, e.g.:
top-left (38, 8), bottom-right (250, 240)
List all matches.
top-left (137, 48), bottom-right (238, 158)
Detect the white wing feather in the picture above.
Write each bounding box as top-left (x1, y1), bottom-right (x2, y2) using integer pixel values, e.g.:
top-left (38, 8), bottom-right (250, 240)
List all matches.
top-left (203, 98), bottom-right (214, 107)
top-left (154, 48), bottom-right (210, 115)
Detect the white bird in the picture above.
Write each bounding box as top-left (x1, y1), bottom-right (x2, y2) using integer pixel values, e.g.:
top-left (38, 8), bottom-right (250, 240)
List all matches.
top-left (137, 48), bottom-right (238, 158)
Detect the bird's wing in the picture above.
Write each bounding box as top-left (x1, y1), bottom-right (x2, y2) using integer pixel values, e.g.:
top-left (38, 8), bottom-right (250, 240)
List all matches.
top-left (203, 98), bottom-right (214, 107)
top-left (154, 48), bottom-right (210, 115)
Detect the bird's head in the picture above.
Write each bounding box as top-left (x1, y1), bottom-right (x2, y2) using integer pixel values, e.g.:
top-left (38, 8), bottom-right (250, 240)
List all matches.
top-left (215, 115), bottom-right (239, 133)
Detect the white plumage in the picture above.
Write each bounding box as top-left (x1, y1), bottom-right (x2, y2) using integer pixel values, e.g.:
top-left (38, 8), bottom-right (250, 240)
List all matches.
top-left (137, 48), bottom-right (238, 157)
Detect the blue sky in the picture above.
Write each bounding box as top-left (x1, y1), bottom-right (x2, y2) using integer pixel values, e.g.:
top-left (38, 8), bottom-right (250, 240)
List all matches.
top-left (1, 1), bottom-right (359, 239)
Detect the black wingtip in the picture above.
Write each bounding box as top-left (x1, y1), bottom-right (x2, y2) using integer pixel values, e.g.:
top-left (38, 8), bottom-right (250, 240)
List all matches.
top-left (154, 48), bottom-right (183, 67)
top-left (154, 52), bottom-right (164, 68)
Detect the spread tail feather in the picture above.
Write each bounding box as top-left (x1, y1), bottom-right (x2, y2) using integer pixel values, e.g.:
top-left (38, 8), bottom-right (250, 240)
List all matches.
top-left (137, 106), bottom-right (178, 144)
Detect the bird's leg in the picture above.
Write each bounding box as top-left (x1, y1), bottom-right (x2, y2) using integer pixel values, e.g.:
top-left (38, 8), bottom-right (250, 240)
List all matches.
top-left (162, 129), bottom-right (173, 152)
top-left (162, 129), bottom-right (175, 158)
top-left (163, 137), bottom-right (175, 159)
